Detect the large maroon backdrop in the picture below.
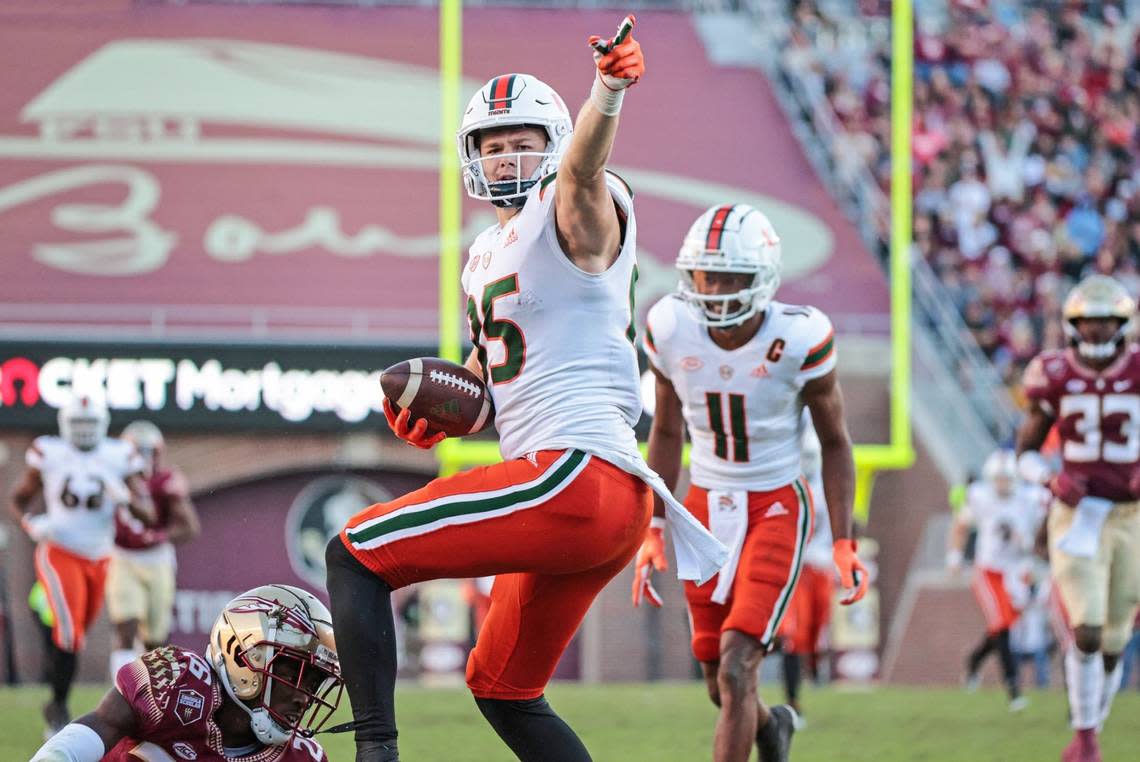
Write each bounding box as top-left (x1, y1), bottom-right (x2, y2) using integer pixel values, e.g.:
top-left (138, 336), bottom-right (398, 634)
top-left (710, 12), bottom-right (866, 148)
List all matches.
top-left (0, 4), bottom-right (888, 343)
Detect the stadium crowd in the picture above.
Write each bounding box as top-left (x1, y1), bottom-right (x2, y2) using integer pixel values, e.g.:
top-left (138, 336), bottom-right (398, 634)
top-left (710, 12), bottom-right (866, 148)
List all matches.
top-left (781, 0), bottom-right (1140, 397)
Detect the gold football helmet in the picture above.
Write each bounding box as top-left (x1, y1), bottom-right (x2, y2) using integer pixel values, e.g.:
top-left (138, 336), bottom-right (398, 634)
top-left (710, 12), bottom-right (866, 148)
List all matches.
top-left (1062, 275), bottom-right (1136, 359)
top-left (206, 584), bottom-right (341, 745)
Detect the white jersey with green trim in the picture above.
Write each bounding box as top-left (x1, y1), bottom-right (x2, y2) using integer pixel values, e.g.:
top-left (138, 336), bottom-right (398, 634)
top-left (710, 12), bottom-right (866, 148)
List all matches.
top-left (25, 436), bottom-right (144, 560)
top-left (644, 296), bottom-right (836, 492)
top-left (461, 171), bottom-right (642, 462)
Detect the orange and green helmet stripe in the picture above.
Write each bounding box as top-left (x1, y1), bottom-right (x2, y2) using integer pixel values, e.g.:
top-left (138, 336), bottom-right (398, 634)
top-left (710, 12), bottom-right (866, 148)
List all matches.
top-left (704, 205), bottom-right (735, 251)
top-left (487, 74), bottom-right (519, 111)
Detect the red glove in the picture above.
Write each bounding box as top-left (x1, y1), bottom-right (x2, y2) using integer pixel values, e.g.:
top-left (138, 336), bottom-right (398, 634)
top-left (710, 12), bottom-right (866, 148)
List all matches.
top-left (588, 15), bottom-right (645, 89)
top-left (383, 399), bottom-right (447, 450)
top-left (631, 517), bottom-right (667, 607)
top-left (833, 538), bottom-right (869, 605)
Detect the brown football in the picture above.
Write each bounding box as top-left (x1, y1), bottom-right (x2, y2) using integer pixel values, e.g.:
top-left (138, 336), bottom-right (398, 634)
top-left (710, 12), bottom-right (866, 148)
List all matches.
top-left (380, 357), bottom-right (493, 437)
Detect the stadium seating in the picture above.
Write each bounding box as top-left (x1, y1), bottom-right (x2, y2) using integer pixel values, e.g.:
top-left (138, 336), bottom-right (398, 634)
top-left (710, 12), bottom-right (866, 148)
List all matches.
top-left (781, 0), bottom-right (1140, 400)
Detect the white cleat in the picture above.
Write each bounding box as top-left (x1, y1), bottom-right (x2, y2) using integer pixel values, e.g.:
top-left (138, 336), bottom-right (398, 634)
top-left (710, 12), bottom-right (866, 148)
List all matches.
top-left (1008, 696), bottom-right (1029, 713)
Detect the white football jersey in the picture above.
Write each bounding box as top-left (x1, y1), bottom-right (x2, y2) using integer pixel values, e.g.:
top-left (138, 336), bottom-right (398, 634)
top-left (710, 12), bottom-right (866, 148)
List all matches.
top-left (26, 436), bottom-right (144, 559)
top-left (961, 481), bottom-right (1049, 572)
top-left (645, 296), bottom-right (837, 491)
top-left (461, 172), bottom-right (642, 462)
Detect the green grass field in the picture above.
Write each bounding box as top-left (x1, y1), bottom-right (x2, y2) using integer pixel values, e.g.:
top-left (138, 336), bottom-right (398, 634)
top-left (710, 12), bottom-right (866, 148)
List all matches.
top-left (4, 681), bottom-right (1138, 760)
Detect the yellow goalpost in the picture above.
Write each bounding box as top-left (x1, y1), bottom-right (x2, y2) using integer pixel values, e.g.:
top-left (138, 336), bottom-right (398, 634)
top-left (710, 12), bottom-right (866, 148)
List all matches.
top-left (433, 0), bottom-right (915, 520)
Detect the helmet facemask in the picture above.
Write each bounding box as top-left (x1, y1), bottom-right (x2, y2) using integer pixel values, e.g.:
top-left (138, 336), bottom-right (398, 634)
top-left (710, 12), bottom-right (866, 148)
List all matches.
top-left (1064, 316), bottom-right (1132, 361)
top-left (231, 641), bottom-right (342, 744)
top-left (677, 265), bottom-right (779, 328)
top-left (461, 139), bottom-right (557, 209)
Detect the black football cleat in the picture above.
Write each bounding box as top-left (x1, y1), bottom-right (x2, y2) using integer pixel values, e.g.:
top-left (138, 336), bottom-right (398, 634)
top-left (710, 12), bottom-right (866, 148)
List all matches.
top-left (756, 703), bottom-right (798, 762)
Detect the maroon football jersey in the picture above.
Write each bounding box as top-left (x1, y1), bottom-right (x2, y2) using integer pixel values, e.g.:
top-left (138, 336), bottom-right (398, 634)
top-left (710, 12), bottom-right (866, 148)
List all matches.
top-left (105, 646), bottom-right (329, 762)
top-left (114, 469), bottom-right (185, 550)
top-left (1023, 345), bottom-right (1140, 502)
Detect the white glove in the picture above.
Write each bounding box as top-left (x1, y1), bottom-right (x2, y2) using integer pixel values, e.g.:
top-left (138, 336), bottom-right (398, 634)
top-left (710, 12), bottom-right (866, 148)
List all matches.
top-left (1017, 451), bottom-right (1051, 485)
top-left (946, 549), bottom-right (964, 572)
top-left (1056, 496), bottom-right (1113, 559)
top-left (22, 514), bottom-right (53, 543)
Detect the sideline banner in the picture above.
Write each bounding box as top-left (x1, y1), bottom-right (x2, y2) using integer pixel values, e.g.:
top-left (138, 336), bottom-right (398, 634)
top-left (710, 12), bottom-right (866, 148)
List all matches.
top-left (0, 341), bottom-right (434, 430)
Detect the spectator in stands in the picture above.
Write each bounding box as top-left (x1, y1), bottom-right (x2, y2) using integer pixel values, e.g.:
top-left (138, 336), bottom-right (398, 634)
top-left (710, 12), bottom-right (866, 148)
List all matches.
top-left (781, 0), bottom-right (1140, 396)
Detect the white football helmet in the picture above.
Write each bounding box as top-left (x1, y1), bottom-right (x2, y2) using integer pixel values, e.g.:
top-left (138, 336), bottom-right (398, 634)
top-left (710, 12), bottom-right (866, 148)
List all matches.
top-left (1062, 274), bottom-right (1136, 360)
top-left (676, 204), bottom-right (782, 327)
top-left (207, 585), bottom-right (342, 746)
top-left (982, 449), bottom-right (1017, 496)
top-left (57, 394), bottom-right (109, 451)
top-left (457, 73), bottom-right (573, 208)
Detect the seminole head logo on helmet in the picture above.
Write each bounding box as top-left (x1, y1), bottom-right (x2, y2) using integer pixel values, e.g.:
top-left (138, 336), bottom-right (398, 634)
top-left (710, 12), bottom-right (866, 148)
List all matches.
top-left (206, 585), bottom-right (342, 746)
top-left (456, 73), bottom-right (572, 208)
top-left (675, 204), bottom-right (782, 328)
top-left (1062, 275), bottom-right (1136, 361)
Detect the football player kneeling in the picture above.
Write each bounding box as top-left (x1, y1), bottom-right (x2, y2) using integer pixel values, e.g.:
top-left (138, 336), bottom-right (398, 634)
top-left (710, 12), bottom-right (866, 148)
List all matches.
top-left (31, 584), bottom-right (342, 762)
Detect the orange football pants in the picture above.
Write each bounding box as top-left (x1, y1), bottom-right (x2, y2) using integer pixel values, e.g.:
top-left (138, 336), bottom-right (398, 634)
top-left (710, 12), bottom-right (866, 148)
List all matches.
top-left (34, 542), bottom-right (109, 653)
top-left (972, 567), bottom-right (1019, 635)
top-left (340, 449), bottom-right (650, 699)
top-left (777, 563), bottom-right (835, 655)
top-left (683, 479), bottom-right (813, 662)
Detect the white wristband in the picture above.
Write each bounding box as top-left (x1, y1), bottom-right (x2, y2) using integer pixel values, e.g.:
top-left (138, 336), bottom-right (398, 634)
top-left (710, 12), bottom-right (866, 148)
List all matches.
top-left (31, 722), bottom-right (106, 762)
top-left (649, 516), bottom-right (666, 531)
top-left (946, 549), bottom-right (963, 569)
top-left (591, 73), bottom-right (624, 116)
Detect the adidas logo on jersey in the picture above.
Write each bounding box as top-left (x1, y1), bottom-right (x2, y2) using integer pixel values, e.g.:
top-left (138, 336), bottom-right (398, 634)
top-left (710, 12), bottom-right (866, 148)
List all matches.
top-left (764, 501), bottom-right (788, 518)
top-left (503, 228), bottom-right (519, 247)
top-left (750, 364), bottom-right (769, 378)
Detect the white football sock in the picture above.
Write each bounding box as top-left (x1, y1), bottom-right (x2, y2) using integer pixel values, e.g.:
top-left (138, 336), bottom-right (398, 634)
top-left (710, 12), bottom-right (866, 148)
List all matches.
top-left (1065, 647), bottom-right (1104, 730)
top-left (110, 648), bottom-right (139, 679)
top-left (1097, 659), bottom-right (1123, 731)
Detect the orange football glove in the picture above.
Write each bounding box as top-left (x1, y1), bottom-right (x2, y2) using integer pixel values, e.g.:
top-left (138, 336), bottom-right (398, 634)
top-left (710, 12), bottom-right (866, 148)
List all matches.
top-left (833, 538), bottom-right (869, 605)
top-left (631, 517), bottom-right (667, 607)
top-left (383, 398), bottom-right (447, 450)
top-left (588, 15), bottom-right (644, 89)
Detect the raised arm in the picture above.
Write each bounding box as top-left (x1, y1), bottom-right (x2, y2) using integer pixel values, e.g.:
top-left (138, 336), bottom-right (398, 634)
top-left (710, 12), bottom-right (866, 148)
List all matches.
top-left (555, 15), bottom-right (645, 273)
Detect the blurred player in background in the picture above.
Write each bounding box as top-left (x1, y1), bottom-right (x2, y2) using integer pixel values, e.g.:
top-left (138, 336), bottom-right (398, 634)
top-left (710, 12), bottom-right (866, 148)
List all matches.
top-left (776, 416), bottom-right (834, 724)
top-left (324, 17), bottom-right (720, 762)
top-left (946, 448), bottom-right (1046, 711)
top-left (7, 395), bottom-right (155, 738)
top-left (636, 203), bottom-right (867, 762)
top-left (30, 584), bottom-right (342, 762)
top-left (107, 420), bottom-right (201, 679)
top-left (1018, 275), bottom-right (1140, 762)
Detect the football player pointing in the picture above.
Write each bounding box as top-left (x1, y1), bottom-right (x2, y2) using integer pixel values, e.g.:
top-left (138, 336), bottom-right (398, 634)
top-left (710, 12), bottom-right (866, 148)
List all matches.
top-left (30, 585), bottom-right (342, 762)
top-left (636, 204), bottom-right (867, 762)
top-left (327, 17), bottom-right (723, 762)
top-left (1017, 274), bottom-right (1140, 762)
